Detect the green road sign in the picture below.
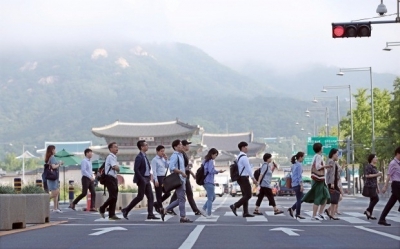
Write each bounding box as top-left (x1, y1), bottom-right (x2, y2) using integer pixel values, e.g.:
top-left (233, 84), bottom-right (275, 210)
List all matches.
top-left (307, 136), bottom-right (338, 157)
top-left (303, 155), bottom-right (314, 165)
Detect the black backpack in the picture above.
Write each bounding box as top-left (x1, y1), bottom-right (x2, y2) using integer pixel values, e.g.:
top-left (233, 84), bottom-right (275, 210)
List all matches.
top-left (195, 163), bottom-right (209, 186)
top-left (97, 156), bottom-right (111, 185)
top-left (229, 155), bottom-right (245, 182)
top-left (254, 167), bottom-right (261, 181)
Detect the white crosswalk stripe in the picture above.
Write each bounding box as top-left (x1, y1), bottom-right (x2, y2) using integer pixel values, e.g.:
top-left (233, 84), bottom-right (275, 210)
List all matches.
top-left (195, 216), bottom-right (220, 222)
top-left (265, 211), bottom-right (285, 216)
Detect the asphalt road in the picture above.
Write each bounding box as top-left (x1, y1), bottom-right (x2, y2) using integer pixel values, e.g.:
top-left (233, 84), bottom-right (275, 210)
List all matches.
top-left (1, 195), bottom-right (399, 249)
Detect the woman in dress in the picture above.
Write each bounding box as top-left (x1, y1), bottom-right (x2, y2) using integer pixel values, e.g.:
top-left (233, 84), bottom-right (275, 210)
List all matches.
top-left (44, 145), bottom-right (63, 213)
top-left (253, 153), bottom-right (283, 215)
top-left (288, 151), bottom-right (306, 219)
top-left (363, 154), bottom-right (382, 220)
top-left (324, 148), bottom-right (341, 220)
top-left (202, 148), bottom-right (225, 218)
top-left (302, 143), bottom-right (331, 220)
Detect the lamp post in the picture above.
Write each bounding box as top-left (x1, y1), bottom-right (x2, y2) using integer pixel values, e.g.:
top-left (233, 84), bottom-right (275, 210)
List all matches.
top-left (322, 85), bottom-right (354, 195)
top-left (337, 67), bottom-right (375, 153)
top-left (305, 107), bottom-right (329, 136)
top-left (383, 41), bottom-right (400, 51)
top-left (312, 95), bottom-right (340, 138)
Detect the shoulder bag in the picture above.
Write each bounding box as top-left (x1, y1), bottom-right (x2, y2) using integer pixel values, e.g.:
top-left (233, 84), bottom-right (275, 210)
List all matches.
top-left (311, 156), bottom-right (325, 182)
top-left (45, 159), bottom-right (58, 181)
top-left (162, 154), bottom-right (183, 193)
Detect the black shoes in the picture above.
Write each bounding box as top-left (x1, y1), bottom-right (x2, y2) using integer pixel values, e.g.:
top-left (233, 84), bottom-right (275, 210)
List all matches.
top-left (121, 209), bottom-right (129, 220)
top-left (243, 213), bottom-right (255, 218)
top-left (109, 216), bottom-right (121, 220)
top-left (378, 220), bottom-right (391, 226)
top-left (98, 208), bottom-right (105, 219)
top-left (147, 215), bottom-right (160, 220)
top-left (363, 211), bottom-right (371, 220)
top-left (68, 203), bottom-right (76, 211)
top-left (288, 208), bottom-right (294, 218)
top-left (160, 208), bottom-right (165, 222)
top-left (295, 215), bottom-right (306, 219)
top-left (274, 210), bottom-right (284, 215)
top-left (194, 210), bottom-right (202, 215)
top-left (154, 202), bottom-right (161, 214)
top-left (253, 210), bottom-right (263, 215)
top-left (230, 205), bottom-right (238, 216)
top-left (180, 217), bottom-right (193, 223)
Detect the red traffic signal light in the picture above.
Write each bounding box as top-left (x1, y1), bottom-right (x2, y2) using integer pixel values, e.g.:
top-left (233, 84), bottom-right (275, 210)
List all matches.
top-left (332, 22), bottom-right (371, 38)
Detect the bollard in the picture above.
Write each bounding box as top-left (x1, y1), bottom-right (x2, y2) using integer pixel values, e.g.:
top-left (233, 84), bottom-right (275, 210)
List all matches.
top-left (14, 177), bottom-right (22, 193)
top-left (85, 191), bottom-right (91, 211)
top-left (36, 179), bottom-right (43, 188)
top-left (68, 180), bottom-right (74, 205)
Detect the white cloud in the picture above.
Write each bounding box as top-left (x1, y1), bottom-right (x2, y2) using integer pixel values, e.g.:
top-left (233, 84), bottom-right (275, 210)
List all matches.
top-left (91, 49), bottom-right (108, 60)
top-left (20, 62), bottom-right (38, 71)
top-left (130, 46), bottom-right (148, 56)
top-left (115, 57), bottom-right (129, 68)
top-left (38, 76), bottom-right (57, 85)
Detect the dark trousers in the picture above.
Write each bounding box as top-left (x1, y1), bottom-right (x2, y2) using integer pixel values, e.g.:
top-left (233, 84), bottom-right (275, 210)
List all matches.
top-left (365, 187), bottom-right (379, 214)
top-left (124, 176), bottom-right (154, 215)
top-left (154, 176), bottom-right (171, 208)
top-left (379, 181), bottom-right (400, 221)
top-left (234, 176), bottom-right (252, 214)
top-left (170, 178), bottom-right (199, 212)
top-left (100, 176), bottom-right (118, 217)
top-left (73, 176), bottom-right (95, 208)
top-left (255, 187), bottom-right (276, 207)
top-left (291, 185), bottom-right (304, 216)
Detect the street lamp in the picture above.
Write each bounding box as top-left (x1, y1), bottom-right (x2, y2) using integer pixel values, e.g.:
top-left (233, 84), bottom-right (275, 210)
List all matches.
top-left (304, 107), bottom-right (329, 136)
top-left (322, 85), bottom-right (355, 195)
top-left (312, 96), bottom-right (340, 138)
top-left (383, 41), bottom-right (400, 51)
top-left (337, 67), bottom-right (375, 153)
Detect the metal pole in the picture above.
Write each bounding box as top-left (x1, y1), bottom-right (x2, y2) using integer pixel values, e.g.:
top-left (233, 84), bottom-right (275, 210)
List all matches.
top-left (22, 144), bottom-right (25, 184)
top-left (370, 67), bottom-right (375, 153)
top-left (349, 85), bottom-right (355, 196)
top-left (337, 96), bottom-right (340, 139)
top-left (326, 107), bottom-right (329, 136)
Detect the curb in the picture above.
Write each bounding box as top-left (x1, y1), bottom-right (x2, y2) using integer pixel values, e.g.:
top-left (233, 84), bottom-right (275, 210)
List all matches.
top-left (0, 220), bottom-right (68, 237)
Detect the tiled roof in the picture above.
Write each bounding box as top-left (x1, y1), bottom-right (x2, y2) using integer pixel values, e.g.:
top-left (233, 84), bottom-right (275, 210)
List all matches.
top-left (92, 120), bottom-right (201, 138)
top-left (201, 132), bottom-right (266, 157)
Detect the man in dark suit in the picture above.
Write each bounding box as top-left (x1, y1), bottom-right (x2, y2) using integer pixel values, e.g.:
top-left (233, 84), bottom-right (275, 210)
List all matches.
top-left (121, 140), bottom-right (159, 220)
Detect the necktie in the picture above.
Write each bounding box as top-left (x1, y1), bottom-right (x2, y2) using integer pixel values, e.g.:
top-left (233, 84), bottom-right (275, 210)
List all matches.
top-left (145, 155), bottom-right (151, 172)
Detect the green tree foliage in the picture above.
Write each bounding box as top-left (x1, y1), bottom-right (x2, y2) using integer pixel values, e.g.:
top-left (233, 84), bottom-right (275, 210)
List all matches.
top-left (385, 77), bottom-right (400, 148)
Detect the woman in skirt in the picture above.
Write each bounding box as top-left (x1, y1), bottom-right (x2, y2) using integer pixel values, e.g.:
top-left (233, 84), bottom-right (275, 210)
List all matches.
top-left (324, 148), bottom-right (341, 220)
top-left (302, 143), bottom-right (331, 220)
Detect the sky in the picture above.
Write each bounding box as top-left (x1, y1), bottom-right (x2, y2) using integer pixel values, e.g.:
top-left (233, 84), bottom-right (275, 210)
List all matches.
top-left (1, 0), bottom-right (399, 74)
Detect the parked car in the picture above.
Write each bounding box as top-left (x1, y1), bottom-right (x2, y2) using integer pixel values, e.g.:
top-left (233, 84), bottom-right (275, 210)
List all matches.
top-left (230, 182), bottom-right (241, 197)
top-left (215, 183), bottom-right (224, 197)
top-left (223, 184), bottom-right (229, 194)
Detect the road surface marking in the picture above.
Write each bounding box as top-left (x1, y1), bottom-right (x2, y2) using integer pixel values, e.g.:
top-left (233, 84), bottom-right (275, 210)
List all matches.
top-left (265, 211), bottom-right (285, 216)
top-left (94, 214), bottom-right (124, 222)
top-left (339, 217), bottom-right (370, 224)
top-left (270, 227), bottom-right (303, 236)
top-left (195, 216), bottom-right (220, 222)
top-left (246, 216), bottom-right (268, 222)
top-left (178, 225), bottom-right (205, 249)
top-left (213, 196), bottom-right (228, 211)
top-left (224, 211), bottom-right (243, 216)
top-left (145, 216), bottom-right (172, 222)
top-left (89, 226), bottom-right (127, 236)
top-left (355, 226), bottom-right (400, 241)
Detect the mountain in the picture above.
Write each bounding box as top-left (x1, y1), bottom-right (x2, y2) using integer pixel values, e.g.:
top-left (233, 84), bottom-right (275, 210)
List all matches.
top-left (0, 42), bottom-right (340, 156)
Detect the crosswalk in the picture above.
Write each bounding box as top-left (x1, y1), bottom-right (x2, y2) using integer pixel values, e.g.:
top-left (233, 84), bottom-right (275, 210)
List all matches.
top-left (93, 209), bottom-right (400, 224)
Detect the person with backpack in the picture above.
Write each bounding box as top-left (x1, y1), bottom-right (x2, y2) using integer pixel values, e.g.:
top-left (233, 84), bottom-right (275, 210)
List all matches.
top-left (302, 143), bottom-right (331, 221)
top-left (69, 148), bottom-right (96, 211)
top-left (98, 142), bottom-right (120, 220)
top-left (169, 140), bottom-right (203, 216)
top-left (230, 141), bottom-right (258, 218)
top-left (202, 148), bottom-right (225, 218)
top-left (253, 153), bottom-right (283, 216)
top-left (288, 152), bottom-right (306, 219)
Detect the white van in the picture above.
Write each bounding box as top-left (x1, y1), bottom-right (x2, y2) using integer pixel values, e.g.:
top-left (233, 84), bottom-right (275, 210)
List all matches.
top-left (215, 183), bottom-right (224, 197)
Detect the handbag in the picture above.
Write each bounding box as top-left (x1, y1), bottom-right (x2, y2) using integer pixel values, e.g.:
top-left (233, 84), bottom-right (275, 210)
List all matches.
top-left (362, 187), bottom-right (377, 197)
top-left (311, 157), bottom-right (325, 182)
top-left (44, 162), bottom-right (58, 181)
top-left (162, 154), bottom-right (183, 193)
top-left (329, 188), bottom-right (340, 204)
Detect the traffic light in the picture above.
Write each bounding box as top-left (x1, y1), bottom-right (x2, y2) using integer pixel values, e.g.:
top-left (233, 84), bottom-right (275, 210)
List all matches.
top-left (332, 22), bottom-right (372, 38)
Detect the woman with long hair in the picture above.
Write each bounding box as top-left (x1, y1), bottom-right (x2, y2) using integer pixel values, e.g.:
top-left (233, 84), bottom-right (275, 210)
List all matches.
top-left (202, 148), bottom-right (225, 218)
top-left (288, 151), bottom-right (306, 219)
top-left (324, 148), bottom-right (341, 220)
top-left (302, 143), bottom-right (331, 220)
top-left (253, 153), bottom-right (283, 215)
top-left (44, 145), bottom-right (63, 213)
top-left (363, 154), bottom-right (382, 220)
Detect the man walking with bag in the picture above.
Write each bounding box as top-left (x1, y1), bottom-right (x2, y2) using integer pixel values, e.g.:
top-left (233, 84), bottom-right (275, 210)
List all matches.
top-left (152, 145), bottom-right (171, 214)
top-left (121, 140), bottom-right (159, 220)
top-left (230, 141), bottom-right (258, 218)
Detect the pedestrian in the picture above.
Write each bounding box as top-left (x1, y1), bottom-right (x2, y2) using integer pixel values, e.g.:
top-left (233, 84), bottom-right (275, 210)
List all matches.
top-left (288, 151), bottom-right (306, 219)
top-left (335, 165), bottom-right (344, 215)
top-left (99, 142), bottom-right (121, 220)
top-left (122, 140), bottom-right (159, 220)
top-left (161, 140), bottom-right (193, 223)
top-left (362, 154), bottom-right (382, 220)
top-left (169, 140), bottom-right (203, 216)
top-left (378, 146), bottom-right (400, 226)
top-left (69, 148), bottom-right (96, 211)
top-left (230, 141), bottom-right (258, 218)
top-left (253, 153), bottom-right (283, 216)
top-left (44, 145), bottom-right (63, 213)
top-left (324, 148), bottom-right (341, 220)
top-left (302, 143), bottom-right (331, 220)
top-left (151, 145), bottom-right (172, 214)
top-left (202, 148), bottom-right (225, 218)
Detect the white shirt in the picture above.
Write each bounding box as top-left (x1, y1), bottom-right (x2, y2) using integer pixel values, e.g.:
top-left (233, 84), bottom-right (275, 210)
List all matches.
top-left (105, 153), bottom-right (118, 178)
top-left (237, 152), bottom-right (253, 178)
